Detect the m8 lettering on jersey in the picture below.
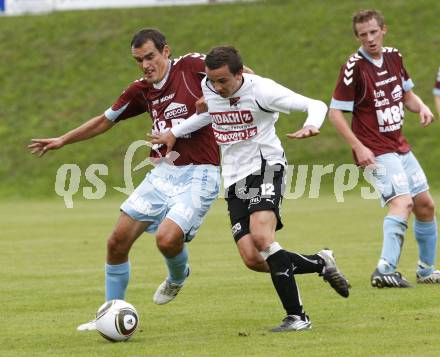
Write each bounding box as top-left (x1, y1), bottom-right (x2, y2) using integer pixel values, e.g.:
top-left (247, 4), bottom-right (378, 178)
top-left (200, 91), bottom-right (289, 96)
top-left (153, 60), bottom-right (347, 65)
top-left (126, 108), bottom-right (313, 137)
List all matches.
top-left (376, 103), bottom-right (404, 132)
top-left (153, 118), bottom-right (190, 137)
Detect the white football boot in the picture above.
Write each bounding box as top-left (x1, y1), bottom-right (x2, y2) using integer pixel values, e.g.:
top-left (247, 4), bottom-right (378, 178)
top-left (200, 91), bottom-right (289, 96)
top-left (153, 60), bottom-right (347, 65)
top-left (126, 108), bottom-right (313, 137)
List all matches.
top-left (270, 315), bottom-right (312, 332)
top-left (417, 270), bottom-right (440, 284)
top-left (77, 319), bottom-right (97, 331)
top-left (153, 266), bottom-right (190, 305)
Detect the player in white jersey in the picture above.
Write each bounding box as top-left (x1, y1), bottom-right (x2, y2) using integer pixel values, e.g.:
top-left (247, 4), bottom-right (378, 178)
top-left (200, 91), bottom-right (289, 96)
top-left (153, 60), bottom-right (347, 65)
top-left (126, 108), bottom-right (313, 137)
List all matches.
top-left (150, 46), bottom-right (350, 332)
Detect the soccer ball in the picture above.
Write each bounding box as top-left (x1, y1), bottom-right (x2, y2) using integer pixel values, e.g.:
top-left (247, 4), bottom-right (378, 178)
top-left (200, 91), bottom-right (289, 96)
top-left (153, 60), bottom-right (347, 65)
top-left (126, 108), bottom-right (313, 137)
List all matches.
top-left (95, 299), bottom-right (139, 342)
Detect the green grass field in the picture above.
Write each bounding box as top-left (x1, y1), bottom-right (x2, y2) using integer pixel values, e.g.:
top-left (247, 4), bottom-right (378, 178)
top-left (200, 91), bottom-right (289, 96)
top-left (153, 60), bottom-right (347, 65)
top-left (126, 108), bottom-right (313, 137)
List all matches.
top-left (2, 0), bottom-right (440, 355)
top-left (2, 194), bottom-right (440, 356)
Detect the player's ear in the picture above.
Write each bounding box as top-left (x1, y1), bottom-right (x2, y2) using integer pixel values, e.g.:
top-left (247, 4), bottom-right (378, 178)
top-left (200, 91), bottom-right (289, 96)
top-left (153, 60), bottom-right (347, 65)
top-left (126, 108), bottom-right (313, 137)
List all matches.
top-left (162, 45), bottom-right (171, 58)
top-left (382, 24), bottom-right (387, 36)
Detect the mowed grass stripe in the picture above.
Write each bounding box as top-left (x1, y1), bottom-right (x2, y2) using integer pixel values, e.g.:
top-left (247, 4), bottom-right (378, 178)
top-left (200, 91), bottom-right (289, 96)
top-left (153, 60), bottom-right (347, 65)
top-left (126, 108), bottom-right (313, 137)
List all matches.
top-left (1, 195), bottom-right (440, 356)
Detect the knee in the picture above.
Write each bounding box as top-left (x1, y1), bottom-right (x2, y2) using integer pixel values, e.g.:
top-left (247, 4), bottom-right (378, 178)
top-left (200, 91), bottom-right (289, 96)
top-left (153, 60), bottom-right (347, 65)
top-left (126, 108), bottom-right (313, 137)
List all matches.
top-left (242, 253), bottom-right (266, 272)
top-left (107, 233), bottom-right (130, 260)
top-left (415, 198), bottom-right (436, 220)
top-left (156, 231), bottom-right (181, 256)
top-left (250, 232), bottom-right (271, 252)
top-left (424, 199), bottom-right (436, 215)
top-left (389, 196), bottom-right (413, 217)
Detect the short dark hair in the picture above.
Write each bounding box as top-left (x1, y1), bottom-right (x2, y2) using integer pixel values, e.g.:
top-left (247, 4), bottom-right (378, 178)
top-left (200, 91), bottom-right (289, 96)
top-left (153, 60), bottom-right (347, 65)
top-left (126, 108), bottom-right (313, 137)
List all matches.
top-left (131, 28), bottom-right (167, 52)
top-left (205, 46), bottom-right (243, 75)
top-left (352, 9), bottom-right (385, 35)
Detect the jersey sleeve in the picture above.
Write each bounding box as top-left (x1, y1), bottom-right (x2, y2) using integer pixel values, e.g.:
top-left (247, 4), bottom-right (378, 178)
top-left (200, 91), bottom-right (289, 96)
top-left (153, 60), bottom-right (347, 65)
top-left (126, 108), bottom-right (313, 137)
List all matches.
top-left (254, 76), bottom-right (327, 129)
top-left (396, 50), bottom-right (414, 92)
top-left (329, 58), bottom-right (360, 112)
top-left (434, 67), bottom-right (440, 96)
top-left (171, 112), bottom-right (212, 138)
top-left (176, 53), bottom-right (206, 79)
top-left (104, 81), bottom-right (148, 123)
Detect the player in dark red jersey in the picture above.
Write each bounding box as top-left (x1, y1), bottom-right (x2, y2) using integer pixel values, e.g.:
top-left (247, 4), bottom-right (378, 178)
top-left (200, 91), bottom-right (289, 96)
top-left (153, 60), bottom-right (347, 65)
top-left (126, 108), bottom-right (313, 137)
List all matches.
top-left (29, 28), bottom-right (222, 330)
top-left (434, 67), bottom-right (440, 117)
top-left (329, 10), bottom-right (439, 288)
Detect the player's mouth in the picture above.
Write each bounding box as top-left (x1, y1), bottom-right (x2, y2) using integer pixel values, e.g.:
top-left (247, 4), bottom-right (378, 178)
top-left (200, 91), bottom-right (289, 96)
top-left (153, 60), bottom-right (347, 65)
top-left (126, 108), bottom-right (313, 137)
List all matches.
top-left (144, 69), bottom-right (155, 78)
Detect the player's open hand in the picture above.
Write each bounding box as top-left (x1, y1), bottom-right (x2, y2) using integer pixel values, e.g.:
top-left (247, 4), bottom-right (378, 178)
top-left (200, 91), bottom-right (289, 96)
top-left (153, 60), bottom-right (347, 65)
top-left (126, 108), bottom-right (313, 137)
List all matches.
top-left (28, 137), bottom-right (64, 157)
top-left (286, 125), bottom-right (320, 139)
top-left (147, 130), bottom-right (177, 155)
top-left (419, 105), bottom-right (434, 127)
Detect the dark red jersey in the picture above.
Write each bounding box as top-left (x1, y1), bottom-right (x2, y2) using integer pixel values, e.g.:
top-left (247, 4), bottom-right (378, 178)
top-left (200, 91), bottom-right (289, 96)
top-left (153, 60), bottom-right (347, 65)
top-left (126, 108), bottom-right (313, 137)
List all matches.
top-left (434, 67), bottom-right (440, 96)
top-left (330, 47), bottom-right (414, 159)
top-left (105, 53), bottom-right (220, 166)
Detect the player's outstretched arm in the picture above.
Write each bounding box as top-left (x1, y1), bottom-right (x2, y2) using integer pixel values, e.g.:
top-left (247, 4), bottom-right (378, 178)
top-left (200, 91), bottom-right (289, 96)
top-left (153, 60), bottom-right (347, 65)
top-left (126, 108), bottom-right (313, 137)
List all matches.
top-left (328, 108), bottom-right (376, 167)
top-left (403, 90), bottom-right (434, 127)
top-left (148, 112), bottom-right (212, 155)
top-left (285, 97), bottom-right (326, 139)
top-left (28, 113), bottom-right (114, 157)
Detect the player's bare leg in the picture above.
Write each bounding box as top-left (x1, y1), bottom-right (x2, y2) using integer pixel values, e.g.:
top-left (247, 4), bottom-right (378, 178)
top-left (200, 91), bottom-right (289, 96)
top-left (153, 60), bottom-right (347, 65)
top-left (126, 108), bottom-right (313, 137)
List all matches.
top-left (106, 212), bottom-right (152, 299)
top-left (236, 234), bottom-right (270, 272)
top-left (107, 211), bottom-right (152, 264)
top-left (77, 212), bottom-right (151, 331)
top-left (153, 218), bottom-right (190, 305)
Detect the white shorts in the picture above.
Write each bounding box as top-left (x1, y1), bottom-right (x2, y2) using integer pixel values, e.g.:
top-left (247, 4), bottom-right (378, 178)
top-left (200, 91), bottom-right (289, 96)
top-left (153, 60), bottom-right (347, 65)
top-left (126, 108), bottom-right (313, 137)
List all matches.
top-left (373, 151), bottom-right (429, 206)
top-left (121, 162), bottom-right (220, 241)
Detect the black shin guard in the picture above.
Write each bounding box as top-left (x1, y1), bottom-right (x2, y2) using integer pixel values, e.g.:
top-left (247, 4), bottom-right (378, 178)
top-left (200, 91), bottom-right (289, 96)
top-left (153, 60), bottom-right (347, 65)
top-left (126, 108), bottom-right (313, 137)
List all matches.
top-left (266, 249), bottom-right (303, 316)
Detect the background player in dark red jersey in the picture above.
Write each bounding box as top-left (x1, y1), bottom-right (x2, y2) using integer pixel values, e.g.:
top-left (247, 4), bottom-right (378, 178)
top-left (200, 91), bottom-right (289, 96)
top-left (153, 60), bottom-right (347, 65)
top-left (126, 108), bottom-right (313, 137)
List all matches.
top-left (329, 10), bottom-right (439, 288)
top-left (29, 28), bottom-right (223, 330)
top-left (434, 67), bottom-right (440, 117)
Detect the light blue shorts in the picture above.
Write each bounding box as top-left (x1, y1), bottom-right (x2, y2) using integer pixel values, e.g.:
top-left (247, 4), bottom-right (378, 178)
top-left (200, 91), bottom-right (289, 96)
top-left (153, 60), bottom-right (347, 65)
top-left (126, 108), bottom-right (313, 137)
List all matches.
top-left (373, 151), bottom-right (429, 206)
top-left (121, 162), bottom-right (220, 241)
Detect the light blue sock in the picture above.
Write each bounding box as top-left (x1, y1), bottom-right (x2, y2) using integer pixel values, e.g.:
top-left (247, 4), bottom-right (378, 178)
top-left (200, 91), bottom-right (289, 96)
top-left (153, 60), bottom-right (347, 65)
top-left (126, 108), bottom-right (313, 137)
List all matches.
top-left (165, 244), bottom-right (189, 285)
top-left (105, 261), bottom-right (130, 301)
top-left (378, 215), bottom-right (407, 274)
top-left (414, 218), bottom-right (438, 277)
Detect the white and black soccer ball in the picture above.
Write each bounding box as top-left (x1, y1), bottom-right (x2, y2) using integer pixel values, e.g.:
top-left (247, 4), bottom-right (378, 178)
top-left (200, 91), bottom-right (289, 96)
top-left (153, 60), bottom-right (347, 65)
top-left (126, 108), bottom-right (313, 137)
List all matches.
top-left (95, 299), bottom-right (139, 342)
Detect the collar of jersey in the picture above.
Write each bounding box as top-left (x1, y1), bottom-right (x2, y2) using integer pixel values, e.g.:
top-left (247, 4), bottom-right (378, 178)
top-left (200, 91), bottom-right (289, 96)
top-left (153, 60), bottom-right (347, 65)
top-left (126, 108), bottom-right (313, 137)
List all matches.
top-left (358, 47), bottom-right (383, 68)
top-left (153, 59), bottom-right (172, 90)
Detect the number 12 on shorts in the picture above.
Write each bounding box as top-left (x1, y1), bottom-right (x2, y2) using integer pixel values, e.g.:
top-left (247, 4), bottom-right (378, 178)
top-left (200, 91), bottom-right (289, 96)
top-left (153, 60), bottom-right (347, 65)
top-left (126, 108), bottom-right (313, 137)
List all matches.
top-left (261, 183), bottom-right (275, 196)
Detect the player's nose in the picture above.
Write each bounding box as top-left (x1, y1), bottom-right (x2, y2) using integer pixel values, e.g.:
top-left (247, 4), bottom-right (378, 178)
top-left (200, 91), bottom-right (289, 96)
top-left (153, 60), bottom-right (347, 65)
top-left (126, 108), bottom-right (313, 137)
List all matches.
top-left (142, 59), bottom-right (151, 70)
top-left (213, 83), bottom-right (223, 93)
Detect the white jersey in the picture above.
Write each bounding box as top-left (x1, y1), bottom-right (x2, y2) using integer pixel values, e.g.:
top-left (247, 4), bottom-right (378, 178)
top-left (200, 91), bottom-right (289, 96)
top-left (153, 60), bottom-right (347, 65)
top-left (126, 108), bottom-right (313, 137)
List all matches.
top-left (172, 73), bottom-right (327, 188)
